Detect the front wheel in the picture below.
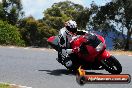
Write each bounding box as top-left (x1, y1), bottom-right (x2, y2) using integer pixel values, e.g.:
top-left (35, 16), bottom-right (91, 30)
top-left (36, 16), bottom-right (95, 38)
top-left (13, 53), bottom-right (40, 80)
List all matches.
top-left (101, 56), bottom-right (122, 74)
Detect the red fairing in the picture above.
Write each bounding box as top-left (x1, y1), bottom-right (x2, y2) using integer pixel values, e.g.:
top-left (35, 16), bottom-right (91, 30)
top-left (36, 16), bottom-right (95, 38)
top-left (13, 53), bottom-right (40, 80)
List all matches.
top-left (71, 34), bottom-right (111, 62)
top-left (81, 46), bottom-right (99, 62)
top-left (47, 36), bottom-right (55, 43)
top-left (97, 35), bottom-right (105, 43)
top-left (98, 50), bottom-right (111, 61)
top-left (97, 35), bottom-right (106, 49)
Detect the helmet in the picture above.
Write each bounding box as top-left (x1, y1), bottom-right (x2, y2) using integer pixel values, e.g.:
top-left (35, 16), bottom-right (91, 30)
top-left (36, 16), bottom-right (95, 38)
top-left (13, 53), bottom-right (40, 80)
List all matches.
top-left (65, 20), bottom-right (77, 33)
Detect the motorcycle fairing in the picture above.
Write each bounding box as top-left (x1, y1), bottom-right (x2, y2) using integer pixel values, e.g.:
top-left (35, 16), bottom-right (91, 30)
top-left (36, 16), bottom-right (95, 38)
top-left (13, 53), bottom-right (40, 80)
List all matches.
top-left (98, 50), bottom-right (111, 61)
top-left (47, 36), bottom-right (59, 51)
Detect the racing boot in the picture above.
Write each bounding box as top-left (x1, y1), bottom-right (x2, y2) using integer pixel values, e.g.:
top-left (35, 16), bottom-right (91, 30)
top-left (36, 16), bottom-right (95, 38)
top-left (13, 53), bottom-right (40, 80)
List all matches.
top-left (63, 57), bottom-right (73, 68)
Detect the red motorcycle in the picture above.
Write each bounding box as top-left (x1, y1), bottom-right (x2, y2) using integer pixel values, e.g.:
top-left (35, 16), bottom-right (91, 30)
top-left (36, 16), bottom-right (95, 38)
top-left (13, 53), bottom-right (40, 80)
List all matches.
top-left (47, 32), bottom-right (122, 74)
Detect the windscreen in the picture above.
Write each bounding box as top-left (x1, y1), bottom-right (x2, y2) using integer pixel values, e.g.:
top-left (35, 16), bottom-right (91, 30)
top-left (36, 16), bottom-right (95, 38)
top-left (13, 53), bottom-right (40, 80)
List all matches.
top-left (85, 33), bottom-right (101, 48)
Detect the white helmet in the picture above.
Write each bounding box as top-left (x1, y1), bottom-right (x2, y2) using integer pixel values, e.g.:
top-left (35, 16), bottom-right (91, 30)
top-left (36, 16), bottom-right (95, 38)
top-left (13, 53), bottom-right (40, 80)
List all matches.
top-left (65, 20), bottom-right (77, 33)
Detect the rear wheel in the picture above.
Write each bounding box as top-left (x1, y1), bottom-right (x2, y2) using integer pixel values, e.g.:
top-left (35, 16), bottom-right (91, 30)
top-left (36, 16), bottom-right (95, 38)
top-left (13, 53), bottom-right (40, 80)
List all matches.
top-left (101, 56), bottom-right (122, 74)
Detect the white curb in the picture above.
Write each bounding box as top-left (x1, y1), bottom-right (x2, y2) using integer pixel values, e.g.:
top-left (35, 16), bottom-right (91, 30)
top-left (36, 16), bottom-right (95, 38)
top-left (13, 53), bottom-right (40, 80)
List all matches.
top-left (10, 84), bottom-right (32, 88)
top-left (9, 46), bottom-right (15, 48)
top-left (128, 55), bottom-right (132, 56)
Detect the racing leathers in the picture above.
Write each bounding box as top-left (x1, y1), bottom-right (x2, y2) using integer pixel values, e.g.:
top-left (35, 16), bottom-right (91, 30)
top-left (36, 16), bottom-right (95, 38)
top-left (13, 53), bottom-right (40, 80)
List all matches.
top-left (57, 27), bottom-right (79, 68)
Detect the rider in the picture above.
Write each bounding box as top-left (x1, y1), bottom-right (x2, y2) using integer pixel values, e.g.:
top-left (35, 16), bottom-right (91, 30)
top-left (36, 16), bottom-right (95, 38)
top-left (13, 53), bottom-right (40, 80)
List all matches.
top-left (57, 20), bottom-right (80, 68)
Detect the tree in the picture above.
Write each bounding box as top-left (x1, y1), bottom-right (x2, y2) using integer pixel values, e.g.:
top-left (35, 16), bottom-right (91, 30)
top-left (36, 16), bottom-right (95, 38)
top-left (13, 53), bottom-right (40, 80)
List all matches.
top-left (18, 16), bottom-right (39, 46)
top-left (1, 0), bottom-right (24, 25)
top-left (43, 1), bottom-right (91, 30)
top-left (119, 0), bottom-right (132, 50)
top-left (18, 16), bottom-right (57, 47)
top-left (0, 2), bottom-right (5, 20)
top-left (37, 21), bottom-right (57, 47)
top-left (90, 0), bottom-right (132, 50)
top-left (0, 20), bottom-right (25, 46)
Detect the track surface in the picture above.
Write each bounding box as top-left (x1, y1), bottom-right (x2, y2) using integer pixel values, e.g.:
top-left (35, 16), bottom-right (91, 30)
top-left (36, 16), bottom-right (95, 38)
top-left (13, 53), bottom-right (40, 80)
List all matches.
top-left (0, 46), bottom-right (131, 88)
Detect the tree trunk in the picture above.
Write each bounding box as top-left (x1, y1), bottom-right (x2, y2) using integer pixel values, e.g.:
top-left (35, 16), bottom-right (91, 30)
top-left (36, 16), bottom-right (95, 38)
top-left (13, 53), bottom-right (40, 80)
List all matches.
top-left (124, 28), bottom-right (132, 50)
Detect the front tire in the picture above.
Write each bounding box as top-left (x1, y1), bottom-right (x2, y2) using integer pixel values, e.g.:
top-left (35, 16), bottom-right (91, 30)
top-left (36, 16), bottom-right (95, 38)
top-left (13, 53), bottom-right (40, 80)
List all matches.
top-left (101, 56), bottom-right (122, 74)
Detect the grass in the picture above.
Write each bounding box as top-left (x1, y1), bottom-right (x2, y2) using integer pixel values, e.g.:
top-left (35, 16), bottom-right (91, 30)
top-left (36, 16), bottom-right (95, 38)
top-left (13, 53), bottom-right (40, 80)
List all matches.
top-left (109, 50), bottom-right (132, 55)
top-left (0, 83), bottom-right (10, 88)
top-left (0, 83), bottom-right (21, 88)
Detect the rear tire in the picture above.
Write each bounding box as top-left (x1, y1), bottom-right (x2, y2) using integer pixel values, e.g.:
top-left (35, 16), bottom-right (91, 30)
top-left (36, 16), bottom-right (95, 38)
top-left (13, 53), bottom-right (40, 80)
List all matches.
top-left (101, 56), bottom-right (122, 74)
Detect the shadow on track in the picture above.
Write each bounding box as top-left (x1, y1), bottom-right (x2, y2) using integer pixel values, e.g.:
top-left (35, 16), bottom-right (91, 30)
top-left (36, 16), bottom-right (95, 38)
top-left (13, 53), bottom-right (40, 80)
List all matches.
top-left (38, 69), bottom-right (74, 76)
top-left (38, 69), bottom-right (103, 76)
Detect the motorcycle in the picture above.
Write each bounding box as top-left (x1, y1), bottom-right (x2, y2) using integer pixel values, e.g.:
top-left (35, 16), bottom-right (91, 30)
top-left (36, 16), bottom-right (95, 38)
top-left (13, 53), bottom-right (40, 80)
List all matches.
top-left (47, 32), bottom-right (122, 74)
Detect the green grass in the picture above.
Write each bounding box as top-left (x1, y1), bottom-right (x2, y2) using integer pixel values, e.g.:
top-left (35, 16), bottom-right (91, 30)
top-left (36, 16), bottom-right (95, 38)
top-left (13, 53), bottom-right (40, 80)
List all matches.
top-left (0, 83), bottom-right (10, 88)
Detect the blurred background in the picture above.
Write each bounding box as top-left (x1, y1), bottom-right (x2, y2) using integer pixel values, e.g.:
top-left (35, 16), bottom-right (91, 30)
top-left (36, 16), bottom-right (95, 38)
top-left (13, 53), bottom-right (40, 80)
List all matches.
top-left (0, 0), bottom-right (132, 50)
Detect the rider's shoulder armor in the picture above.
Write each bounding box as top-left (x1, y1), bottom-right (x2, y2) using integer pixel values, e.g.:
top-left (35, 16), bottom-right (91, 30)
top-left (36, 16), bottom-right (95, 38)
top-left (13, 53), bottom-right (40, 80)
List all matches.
top-left (58, 27), bottom-right (73, 48)
top-left (59, 27), bottom-right (67, 36)
top-left (58, 27), bottom-right (67, 47)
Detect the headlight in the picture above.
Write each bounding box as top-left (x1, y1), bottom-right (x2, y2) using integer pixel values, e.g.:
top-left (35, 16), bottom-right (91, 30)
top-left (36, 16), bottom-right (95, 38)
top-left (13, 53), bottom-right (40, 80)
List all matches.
top-left (96, 42), bottom-right (104, 52)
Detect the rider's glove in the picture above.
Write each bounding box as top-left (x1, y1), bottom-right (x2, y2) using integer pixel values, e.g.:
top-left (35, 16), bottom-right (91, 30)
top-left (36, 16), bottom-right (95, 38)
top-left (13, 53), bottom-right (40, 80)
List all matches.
top-left (66, 47), bottom-right (80, 54)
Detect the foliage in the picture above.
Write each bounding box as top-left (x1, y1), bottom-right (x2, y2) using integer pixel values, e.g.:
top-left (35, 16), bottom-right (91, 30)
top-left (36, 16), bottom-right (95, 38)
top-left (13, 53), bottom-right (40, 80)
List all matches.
top-left (0, 20), bottom-right (25, 46)
top-left (43, 1), bottom-right (91, 30)
top-left (1, 0), bottom-right (131, 49)
top-left (18, 16), bottom-right (57, 47)
top-left (89, 0), bottom-right (132, 50)
top-left (0, 0), bottom-right (24, 25)
top-left (0, 83), bottom-right (10, 88)
top-left (0, 1), bottom-right (91, 47)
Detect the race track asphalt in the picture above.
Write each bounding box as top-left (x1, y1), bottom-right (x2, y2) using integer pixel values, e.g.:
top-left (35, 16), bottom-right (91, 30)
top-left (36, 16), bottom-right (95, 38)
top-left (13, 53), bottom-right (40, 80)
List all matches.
top-left (0, 46), bottom-right (131, 88)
